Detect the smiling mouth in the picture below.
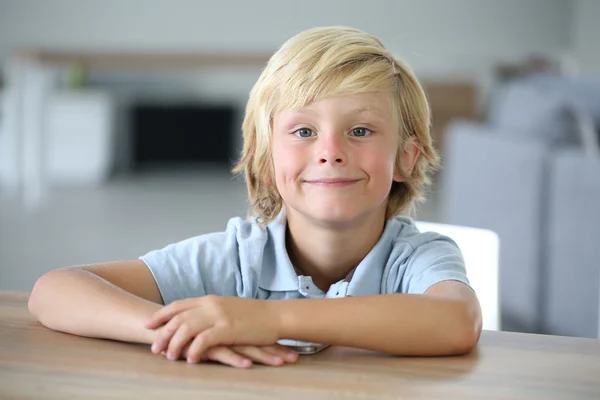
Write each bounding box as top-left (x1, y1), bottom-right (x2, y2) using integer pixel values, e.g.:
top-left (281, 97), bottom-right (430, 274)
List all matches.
top-left (303, 179), bottom-right (362, 187)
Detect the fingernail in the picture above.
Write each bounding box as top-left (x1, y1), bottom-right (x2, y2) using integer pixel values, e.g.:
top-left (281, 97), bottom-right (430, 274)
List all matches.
top-left (240, 359), bottom-right (252, 368)
top-left (272, 356), bottom-right (283, 364)
top-left (151, 344), bottom-right (158, 353)
top-left (167, 353), bottom-right (175, 361)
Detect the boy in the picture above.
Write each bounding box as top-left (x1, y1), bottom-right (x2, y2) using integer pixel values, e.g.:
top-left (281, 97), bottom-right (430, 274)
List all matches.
top-left (29, 26), bottom-right (482, 368)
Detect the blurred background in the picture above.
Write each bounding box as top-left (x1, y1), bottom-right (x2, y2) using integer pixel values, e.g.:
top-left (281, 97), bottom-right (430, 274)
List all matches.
top-left (0, 0), bottom-right (599, 338)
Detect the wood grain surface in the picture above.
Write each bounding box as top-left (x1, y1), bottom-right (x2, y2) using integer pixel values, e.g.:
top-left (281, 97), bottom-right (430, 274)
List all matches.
top-left (1, 291), bottom-right (599, 399)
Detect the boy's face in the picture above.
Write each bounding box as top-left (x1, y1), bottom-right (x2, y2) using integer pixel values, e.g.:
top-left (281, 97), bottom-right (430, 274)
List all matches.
top-left (271, 92), bottom-right (408, 227)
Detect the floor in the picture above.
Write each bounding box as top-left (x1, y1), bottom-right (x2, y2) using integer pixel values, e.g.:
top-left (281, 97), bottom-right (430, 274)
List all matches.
top-left (0, 167), bottom-right (440, 292)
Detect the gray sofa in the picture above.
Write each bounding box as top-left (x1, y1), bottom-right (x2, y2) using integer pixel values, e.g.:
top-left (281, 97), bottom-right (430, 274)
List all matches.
top-left (440, 76), bottom-right (600, 337)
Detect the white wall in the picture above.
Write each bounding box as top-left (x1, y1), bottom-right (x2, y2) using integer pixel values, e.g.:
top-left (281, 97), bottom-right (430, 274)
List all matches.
top-left (572, 0), bottom-right (600, 74)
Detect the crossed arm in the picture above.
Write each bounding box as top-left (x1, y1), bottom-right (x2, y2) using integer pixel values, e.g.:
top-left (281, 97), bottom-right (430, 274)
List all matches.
top-left (146, 281), bottom-right (481, 362)
top-left (29, 260), bottom-right (482, 367)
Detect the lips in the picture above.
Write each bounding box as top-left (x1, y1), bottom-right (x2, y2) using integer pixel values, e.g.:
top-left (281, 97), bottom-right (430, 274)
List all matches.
top-left (303, 178), bottom-right (362, 187)
top-left (305, 178), bottom-right (360, 183)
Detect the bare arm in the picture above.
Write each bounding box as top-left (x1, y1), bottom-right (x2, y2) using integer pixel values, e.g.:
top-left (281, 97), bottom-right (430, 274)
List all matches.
top-left (28, 260), bottom-right (163, 344)
top-left (272, 281), bottom-right (482, 356)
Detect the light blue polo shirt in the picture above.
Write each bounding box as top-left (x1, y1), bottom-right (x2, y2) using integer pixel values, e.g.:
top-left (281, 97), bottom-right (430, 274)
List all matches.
top-left (140, 212), bottom-right (470, 305)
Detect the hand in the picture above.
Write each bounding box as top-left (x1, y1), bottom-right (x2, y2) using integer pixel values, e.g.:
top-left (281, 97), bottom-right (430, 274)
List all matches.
top-left (145, 295), bottom-right (281, 363)
top-left (162, 343), bottom-right (298, 368)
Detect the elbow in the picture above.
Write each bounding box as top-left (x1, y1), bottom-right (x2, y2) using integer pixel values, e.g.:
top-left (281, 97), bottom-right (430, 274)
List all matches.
top-left (28, 273), bottom-right (50, 319)
top-left (28, 270), bottom-right (63, 324)
top-left (451, 301), bottom-right (482, 355)
top-left (452, 325), bottom-right (480, 355)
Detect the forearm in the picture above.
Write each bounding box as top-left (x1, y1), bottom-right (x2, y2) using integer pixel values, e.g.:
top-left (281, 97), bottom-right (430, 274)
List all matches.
top-left (272, 294), bottom-right (481, 356)
top-left (28, 268), bottom-right (160, 344)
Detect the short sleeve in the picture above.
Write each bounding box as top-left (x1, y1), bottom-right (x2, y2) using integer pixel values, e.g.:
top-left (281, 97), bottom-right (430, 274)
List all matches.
top-left (139, 217), bottom-right (264, 304)
top-left (397, 234), bottom-right (470, 294)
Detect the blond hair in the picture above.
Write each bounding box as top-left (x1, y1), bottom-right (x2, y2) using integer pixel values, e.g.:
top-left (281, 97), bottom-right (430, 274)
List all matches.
top-left (233, 26), bottom-right (440, 224)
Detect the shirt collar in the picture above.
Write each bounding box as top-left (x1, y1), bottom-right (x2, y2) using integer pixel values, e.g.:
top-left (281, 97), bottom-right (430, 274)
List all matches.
top-left (258, 211), bottom-right (401, 294)
top-left (258, 210), bottom-right (299, 291)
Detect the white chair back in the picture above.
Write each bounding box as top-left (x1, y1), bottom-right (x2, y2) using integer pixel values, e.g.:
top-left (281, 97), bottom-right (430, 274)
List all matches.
top-left (416, 221), bottom-right (500, 331)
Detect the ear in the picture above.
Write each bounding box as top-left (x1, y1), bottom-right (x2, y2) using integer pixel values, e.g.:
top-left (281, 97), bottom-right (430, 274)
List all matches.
top-left (393, 137), bottom-right (421, 182)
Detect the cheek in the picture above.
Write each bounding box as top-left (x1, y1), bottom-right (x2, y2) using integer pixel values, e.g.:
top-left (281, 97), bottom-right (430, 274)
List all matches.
top-left (273, 145), bottom-right (302, 170)
top-left (363, 145), bottom-right (397, 178)
top-left (272, 143), bottom-right (302, 181)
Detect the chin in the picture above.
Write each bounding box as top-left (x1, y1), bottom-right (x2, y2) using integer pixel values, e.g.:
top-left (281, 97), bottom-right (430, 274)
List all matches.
top-left (304, 206), bottom-right (373, 227)
top-left (284, 196), bottom-right (388, 227)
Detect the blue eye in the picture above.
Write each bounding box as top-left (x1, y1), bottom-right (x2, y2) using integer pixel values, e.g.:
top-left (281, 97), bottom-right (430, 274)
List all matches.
top-left (351, 127), bottom-right (372, 137)
top-left (295, 128), bottom-right (315, 138)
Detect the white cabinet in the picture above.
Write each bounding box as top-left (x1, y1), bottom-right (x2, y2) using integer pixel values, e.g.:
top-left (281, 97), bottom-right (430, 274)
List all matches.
top-left (45, 91), bottom-right (116, 185)
top-left (0, 90), bottom-right (116, 188)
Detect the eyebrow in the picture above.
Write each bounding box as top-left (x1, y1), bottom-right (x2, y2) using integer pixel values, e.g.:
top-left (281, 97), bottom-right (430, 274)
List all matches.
top-left (348, 107), bottom-right (389, 124)
top-left (353, 107), bottom-right (385, 116)
top-left (293, 106), bottom-right (387, 120)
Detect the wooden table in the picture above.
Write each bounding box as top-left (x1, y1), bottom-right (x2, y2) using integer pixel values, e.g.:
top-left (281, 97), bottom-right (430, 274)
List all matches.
top-left (1, 291), bottom-right (599, 399)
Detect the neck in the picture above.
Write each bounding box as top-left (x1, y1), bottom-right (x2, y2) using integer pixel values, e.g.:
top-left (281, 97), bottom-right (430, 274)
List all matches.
top-left (285, 207), bottom-right (387, 292)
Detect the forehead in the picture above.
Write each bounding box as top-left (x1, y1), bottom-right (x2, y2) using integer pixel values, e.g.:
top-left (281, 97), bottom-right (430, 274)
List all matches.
top-left (275, 92), bottom-right (395, 122)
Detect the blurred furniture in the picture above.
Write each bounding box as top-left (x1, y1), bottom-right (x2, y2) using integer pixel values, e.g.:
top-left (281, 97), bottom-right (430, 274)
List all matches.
top-left (441, 122), bottom-right (548, 334)
top-left (46, 90), bottom-right (116, 185)
top-left (3, 291), bottom-right (600, 399)
top-left (1, 50), bottom-right (272, 206)
top-left (441, 76), bottom-right (600, 337)
top-left (416, 221), bottom-right (500, 331)
top-left (131, 102), bottom-right (236, 170)
top-left (545, 150), bottom-right (600, 338)
top-left (1, 88), bottom-right (116, 188)
top-left (423, 81), bottom-right (478, 154)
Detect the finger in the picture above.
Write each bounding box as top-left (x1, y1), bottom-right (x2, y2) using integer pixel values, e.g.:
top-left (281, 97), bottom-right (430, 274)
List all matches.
top-left (180, 342), bottom-right (192, 360)
top-left (229, 346), bottom-right (285, 366)
top-left (145, 300), bottom-right (195, 329)
top-left (159, 342), bottom-right (191, 361)
top-left (185, 329), bottom-right (223, 364)
top-left (165, 323), bottom-right (197, 361)
top-left (200, 346), bottom-right (252, 368)
top-left (151, 315), bottom-right (184, 355)
top-left (259, 345), bottom-right (299, 363)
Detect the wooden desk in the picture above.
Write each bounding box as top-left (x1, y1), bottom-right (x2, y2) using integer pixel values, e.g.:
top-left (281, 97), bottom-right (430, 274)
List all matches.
top-left (1, 291), bottom-right (599, 399)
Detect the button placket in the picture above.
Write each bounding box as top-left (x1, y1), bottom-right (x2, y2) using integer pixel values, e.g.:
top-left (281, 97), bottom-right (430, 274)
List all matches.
top-left (324, 281), bottom-right (349, 298)
top-left (338, 282), bottom-right (349, 297)
top-left (298, 276), bottom-right (324, 298)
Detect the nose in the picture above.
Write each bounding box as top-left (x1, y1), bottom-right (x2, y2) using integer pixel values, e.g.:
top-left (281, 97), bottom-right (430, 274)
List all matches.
top-left (317, 132), bottom-right (347, 166)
